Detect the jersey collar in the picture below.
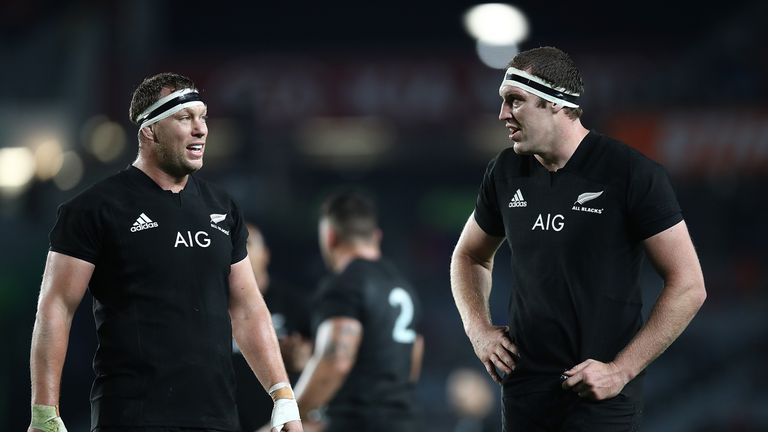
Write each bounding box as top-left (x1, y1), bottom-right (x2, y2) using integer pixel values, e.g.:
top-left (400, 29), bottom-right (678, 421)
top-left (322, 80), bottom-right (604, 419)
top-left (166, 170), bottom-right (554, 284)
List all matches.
top-left (124, 165), bottom-right (200, 196)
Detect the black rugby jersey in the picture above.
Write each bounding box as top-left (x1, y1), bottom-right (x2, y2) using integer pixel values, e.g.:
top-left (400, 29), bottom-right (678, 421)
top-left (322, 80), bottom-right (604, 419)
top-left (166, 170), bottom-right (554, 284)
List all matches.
top-left (49, 165), bottom-right (247, 430)
top-left (312, 258), bottom-right (422, 429)
top-left (474, 131), bottom-right (682, 396)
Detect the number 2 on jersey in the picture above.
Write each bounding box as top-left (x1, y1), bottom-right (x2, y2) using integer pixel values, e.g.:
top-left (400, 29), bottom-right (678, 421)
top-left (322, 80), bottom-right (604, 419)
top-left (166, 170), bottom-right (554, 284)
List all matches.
top-left (388, 287), bottom-right (416, 343)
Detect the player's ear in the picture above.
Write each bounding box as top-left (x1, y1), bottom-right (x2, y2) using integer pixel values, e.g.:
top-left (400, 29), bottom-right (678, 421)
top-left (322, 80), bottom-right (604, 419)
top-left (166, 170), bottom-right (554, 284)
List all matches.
top-left (322, 221), bottom-right (337, 248)
top-left (550, 102), bottom-right (564, 114)
top-left (139, 126), bottom-right (156, 142)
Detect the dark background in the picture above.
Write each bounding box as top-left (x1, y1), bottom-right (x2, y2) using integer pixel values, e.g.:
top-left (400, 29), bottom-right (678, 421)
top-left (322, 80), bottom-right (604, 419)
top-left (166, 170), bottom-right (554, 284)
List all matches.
top-left (1, 1), bottom-right (766, 430)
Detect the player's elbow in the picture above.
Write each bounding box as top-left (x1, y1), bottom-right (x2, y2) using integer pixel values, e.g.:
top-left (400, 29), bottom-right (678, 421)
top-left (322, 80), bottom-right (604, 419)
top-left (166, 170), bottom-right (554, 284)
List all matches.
top-left (691, 280), bottom-right (707, 310)
top-left (682, 273), bottom-right (707, 312)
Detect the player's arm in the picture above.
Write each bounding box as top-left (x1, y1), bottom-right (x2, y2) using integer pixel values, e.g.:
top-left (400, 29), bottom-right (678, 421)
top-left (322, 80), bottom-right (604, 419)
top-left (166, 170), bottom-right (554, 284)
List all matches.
top-left (228, 257), bottom-right (302, 432)
top-left (293, 317), bottom-right (362, 419)
top-left (29, 251), bottom-right (93, 432)
top-left (410, 334), bottom-right (424, 383)
top-left (563, 221), bottom-right (706, 399)
top-left (450, 213), bottom-right (518, 383)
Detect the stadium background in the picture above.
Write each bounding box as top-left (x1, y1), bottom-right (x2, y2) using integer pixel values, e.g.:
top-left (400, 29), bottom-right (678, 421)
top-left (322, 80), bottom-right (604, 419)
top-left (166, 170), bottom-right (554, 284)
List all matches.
top-left (1, 1), bottom-right (766, 430)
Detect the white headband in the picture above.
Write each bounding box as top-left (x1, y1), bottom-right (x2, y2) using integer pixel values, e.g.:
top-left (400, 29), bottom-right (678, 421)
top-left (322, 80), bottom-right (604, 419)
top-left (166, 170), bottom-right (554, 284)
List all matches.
top-left (137, 88), bottom-right (205, 132)
top-left (499, 67), bottom-right (580, 108)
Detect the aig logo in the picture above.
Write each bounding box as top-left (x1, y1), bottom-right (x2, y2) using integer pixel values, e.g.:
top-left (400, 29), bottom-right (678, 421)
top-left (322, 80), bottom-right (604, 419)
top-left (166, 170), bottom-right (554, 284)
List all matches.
top-left (532, 213), bottom-right (565, 231)
top-left (175, 231), bottom-right (211, 248)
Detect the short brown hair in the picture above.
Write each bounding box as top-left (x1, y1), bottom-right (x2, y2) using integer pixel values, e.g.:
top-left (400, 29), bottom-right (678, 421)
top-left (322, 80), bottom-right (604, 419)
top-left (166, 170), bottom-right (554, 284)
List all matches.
top-left (509, 47), bottom-right (584, 119)
top-left (128, 72), bottom-right (197, 124)
top-left (321, 190), bottom-right (378, 242)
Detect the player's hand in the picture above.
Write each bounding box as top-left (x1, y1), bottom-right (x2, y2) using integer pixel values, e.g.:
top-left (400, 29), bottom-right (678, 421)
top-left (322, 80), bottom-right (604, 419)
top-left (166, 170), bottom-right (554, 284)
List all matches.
top-left (467, 324), bottom-right (519, 384)
top-left (298, 418), bottom-right (324, 432)
top-left (257, 419), bottom-right (304, 432)
top-left (276, 419), bottom-right (303, 431)
top-left (561, 359), bottom-right (628, 400)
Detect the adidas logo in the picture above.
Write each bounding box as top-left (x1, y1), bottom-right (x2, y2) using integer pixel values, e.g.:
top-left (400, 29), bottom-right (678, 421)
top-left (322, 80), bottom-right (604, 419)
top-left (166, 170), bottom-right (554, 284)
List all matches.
top-left (130, 213), bottom-right (159, 232)
top-left (508, 189), bottom-right (528, 208)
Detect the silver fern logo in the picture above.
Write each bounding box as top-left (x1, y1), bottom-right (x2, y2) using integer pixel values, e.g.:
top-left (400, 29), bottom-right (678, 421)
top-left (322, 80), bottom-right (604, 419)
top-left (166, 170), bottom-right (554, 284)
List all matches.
top-left (210, 213), bottom-right (230, 235)
top-left (572, 191), bottom-right (604, 214)
top-left (574, 191), bottom-right (603, 205)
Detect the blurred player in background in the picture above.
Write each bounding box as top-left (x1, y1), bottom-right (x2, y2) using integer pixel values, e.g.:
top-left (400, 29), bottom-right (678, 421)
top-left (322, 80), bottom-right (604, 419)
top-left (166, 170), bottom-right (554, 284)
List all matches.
top-left (450, 46), bottom-right (706, 431)
top-left (293, 190), bottom-right (424, 432)
top-left (446, 368), bottom-right (496, 432)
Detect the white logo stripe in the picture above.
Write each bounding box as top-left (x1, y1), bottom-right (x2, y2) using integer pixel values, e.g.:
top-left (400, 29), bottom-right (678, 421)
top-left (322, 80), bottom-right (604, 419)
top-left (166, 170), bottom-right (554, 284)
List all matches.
top-left (139, 213), bottom-right (152, 223)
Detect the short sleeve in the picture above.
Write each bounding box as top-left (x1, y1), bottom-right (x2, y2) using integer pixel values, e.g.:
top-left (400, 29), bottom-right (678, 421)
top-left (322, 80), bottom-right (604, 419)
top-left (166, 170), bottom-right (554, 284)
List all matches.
top-left (626, 155), bottom-right (683, 240)
top-left (49, 200), bottom-right (103, 264)
top-left (229, 199), bottom-right (248, 264)
top-left (473, 156), bottom-right (505, 237)
top-left (311, 275), bottom-right (364, 334)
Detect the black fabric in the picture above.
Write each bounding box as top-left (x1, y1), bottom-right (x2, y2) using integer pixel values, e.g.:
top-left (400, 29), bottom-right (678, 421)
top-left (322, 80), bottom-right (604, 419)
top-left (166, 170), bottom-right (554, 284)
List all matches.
top-left (474, 130), bottom-right (682, 401)
top-left (49, 166), bottom-right (248, 431)
top-left (501, 388), bottom-right (643, 432)
top-left (311, 259), bottom-right (422, 425)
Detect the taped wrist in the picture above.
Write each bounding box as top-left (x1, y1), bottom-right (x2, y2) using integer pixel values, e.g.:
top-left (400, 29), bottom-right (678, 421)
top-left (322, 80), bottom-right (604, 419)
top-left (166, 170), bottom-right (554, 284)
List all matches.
top-left (269, 382), bottom-right (300, 429)
top-left (269, 381), bottom-right (295, 401)
top-left (31, 404), bottom-right (68, 432)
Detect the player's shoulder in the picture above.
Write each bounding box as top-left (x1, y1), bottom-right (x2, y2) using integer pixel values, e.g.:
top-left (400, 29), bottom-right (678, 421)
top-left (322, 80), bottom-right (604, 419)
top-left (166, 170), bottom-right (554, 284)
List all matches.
top-left (58, 168), bottom-right (131, 211)
top-left (592, 132), bottom-right (658, 165)
top-left (587, 131), bottom-right (667, 178)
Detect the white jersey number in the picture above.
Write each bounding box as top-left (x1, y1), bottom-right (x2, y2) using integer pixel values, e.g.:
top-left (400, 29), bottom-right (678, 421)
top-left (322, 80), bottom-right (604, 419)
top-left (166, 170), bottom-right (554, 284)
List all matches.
top-left (388, 287), bottom-right (416, 344)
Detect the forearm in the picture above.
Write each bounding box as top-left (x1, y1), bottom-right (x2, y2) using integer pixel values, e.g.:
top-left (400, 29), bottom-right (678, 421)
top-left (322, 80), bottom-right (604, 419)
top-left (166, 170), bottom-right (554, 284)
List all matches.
top-left (450, 251), bottom-right (494, 335)
top-left (30, 305), bottom-right (74, 405)
top-left (294, 317), bottom-right (360, 418)
top-left (293, 356), bottom-right (349, 418)
top-left (232, 306), bottom-right (290, 391)
top-left (613, 280), bottom-right (706, 381)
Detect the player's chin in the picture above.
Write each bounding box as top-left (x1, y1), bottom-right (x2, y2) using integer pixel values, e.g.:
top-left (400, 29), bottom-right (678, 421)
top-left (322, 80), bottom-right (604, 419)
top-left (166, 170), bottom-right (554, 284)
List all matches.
top-left (185, 159), bottom-right (204, 172)
top-left (511, 142), bottom-right (531, 155)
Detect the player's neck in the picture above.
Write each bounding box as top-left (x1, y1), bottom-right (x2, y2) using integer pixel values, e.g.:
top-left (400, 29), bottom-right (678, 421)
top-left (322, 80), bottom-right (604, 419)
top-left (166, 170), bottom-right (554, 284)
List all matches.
top-left (535, 122), bottom-right (589, 172)
top-left (132, 158), bottom-right (189, 193)
top-left (332, 245), bottom-right (381, 273)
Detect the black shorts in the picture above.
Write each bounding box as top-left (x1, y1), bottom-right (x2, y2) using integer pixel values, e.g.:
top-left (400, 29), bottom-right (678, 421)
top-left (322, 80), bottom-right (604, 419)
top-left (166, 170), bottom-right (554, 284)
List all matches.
top-left (502, 389), bottom-right (643, 432)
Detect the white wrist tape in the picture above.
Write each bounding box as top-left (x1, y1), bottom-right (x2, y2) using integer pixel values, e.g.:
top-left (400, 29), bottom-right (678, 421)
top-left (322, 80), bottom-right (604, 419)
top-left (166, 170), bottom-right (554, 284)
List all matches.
top-left (271, 398), bottom-right (300, 431)
top-left (31, 404), bottom-right (68, 432)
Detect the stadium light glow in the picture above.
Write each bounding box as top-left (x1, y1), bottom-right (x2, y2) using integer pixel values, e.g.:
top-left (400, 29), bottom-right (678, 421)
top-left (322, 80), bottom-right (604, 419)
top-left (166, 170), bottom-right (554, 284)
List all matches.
top-left (34, 138), bottom-right (65, 180)
top-left (0, 147), bottom-right (36, 192)
top-left (53, 151), bottom-right (84, 191)
top-left (88, 118), bottom-right (126, 163)
top-left (463, 3), bottom-right (529, 45)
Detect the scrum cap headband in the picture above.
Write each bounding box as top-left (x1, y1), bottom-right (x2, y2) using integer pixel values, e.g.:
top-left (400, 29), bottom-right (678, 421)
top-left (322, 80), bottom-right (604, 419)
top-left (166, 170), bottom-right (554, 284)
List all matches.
top-left (499, 67), bottom-right (580, 108)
